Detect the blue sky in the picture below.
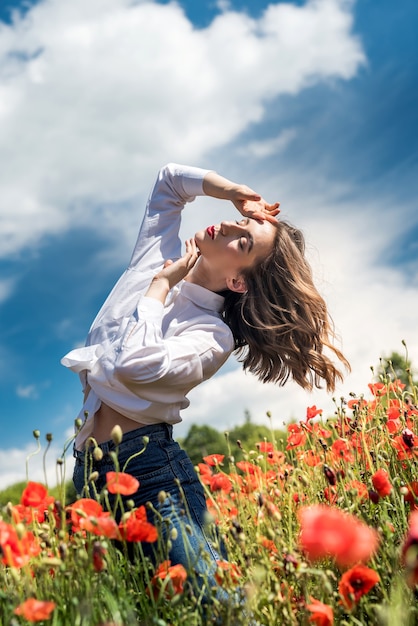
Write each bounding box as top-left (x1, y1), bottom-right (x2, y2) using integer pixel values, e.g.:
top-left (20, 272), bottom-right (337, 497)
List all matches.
top-left (0, 0), bottom-right (417, 486)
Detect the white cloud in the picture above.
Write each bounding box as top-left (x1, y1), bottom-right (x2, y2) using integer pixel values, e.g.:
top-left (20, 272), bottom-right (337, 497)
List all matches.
top-left (16, 384), bottom-right (39, 399)
top-left (0, 278), bottom-right (15, 304)
top-left (0, 438), bottom-right (75, 490)
top-left (240, 128), bottom-right (298, 158)
top-left (0, 0), bottom-right (365, 257)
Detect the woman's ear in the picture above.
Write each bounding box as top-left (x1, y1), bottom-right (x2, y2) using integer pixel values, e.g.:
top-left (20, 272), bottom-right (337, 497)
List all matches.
top-left (226, 275), bottom-right (247, 293)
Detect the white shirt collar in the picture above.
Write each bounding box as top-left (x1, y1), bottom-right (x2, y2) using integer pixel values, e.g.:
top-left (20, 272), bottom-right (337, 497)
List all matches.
top-left (180, 280), bottom-right (225, 313)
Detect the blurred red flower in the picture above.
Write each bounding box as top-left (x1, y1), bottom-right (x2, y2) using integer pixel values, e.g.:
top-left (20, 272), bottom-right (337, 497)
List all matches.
top-left (402, 510), bottom-right (418, 587)
top-left (297, 450), bottom-right (322, 467)
top-left (118, 506), bottom-right (158, 543)
top-left (331, 439), bottom-right (354, 464)
top-left (286, 423), bottom-right (307, 449)
top-left (0, 520), bottom-right (41, 568)
top-left (372, 469), bottom-right (392, 497)
top-left (298, 505), bottom-right (379, 568)
top-left (80, 513), bottom-right (120, 540)
top-left (209, 473), bottom-right (233, 493)
top-left (256, 441), bottom-right (275, 453)
top-left (339, 564), bottom-right (379, 609)
top-left (197, 463), bottom-right (212, 484)
top-left (14, 598), bottom-right (56, 622)
top-left (92, 541), bottom-right (107, 572)
top-left (368, 382), bottom-right (387, 396)
top-left (346, 480), bottom-right (368, 501)
top-left (69, 498), bottom-right (104, 531)
top-left (306, 405), bottom-right (323, 422)
top-left (151, 560), bottom-right (187, 598)
top-left (403, 482), bottom-right (418, 509)
top-left (214, 560), bottom-right (241, 585)
top-left (392, 431), bottom-right (418, 460)
top-left (203, 454), bottom-right (225, 466)
top-left (306, 597), bottom-right (334, 625)
top-left (68, 498), bottom-right (120, 539)
top-left (21, 482), bottom-right (54, 509)
top-left (106, 472), bottom-right (140, 496)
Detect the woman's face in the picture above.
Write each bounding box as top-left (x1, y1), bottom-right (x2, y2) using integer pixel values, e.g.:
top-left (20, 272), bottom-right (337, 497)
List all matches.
top-left (194, 217), bottom-right (277, 288)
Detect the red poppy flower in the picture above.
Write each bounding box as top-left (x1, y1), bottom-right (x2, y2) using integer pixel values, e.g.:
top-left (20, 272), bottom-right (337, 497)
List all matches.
top-left (346, 480), bottom-right (368, 501)
top-left (306, 597), bottom-right (334, 625)
top-left (331, 439), bottom-right (354, 464)
top-left (297, 450), bottom-right (322, 467)
top-left (386, 418), bottom-right (401, 434)
top-left (0, 521), bottom-right (41, 568)
top-left (151, 560), bottom-right (187, 598)
top-left (368, 382), bottom-right (387, 396)
top-left (203, 454), bottom-right (225, 466)
top-left (347, 398), bottom-right (368, 411)
top-left (323, 487), bottom-right (338, 505)
top-left (14, 598), bottom-right (56, 622)
top-left (106, 472), bottom-right (140, 496)
top-left (392, 432), bottom-right (418, 460)
top-left (286, 423), bottom-right (307, 449)
top-left (119, 506), bottom-right (158, 543)
top-left (19, 483), bottom-right (55, 523)
top-left (256, 441), bottom-right (275, 453)
top-left (401, 510), bottom-right (418, 587)
top-left (306, 405), bottom-right (323, 422)
top-left (80, 513), bottom-right (120, 540)
top-left (209, 473), bottom-right (233, 494)
top-left (21, 482), bottom-right (49, 508)
top-left (235, 460), bottom-right (260, 475)
top-left (372, 469), bottom-right (392, 497)
top-left (214, 560), bottom-right (241, 585)
top-left (338, 564), bottom-right (380, 609)
top-left (298, 505), bottom-right (379, 568)
top-left (68, 498), bottom-right (104, 531)
top-left (266, 449), bottom-right (286, 466)
top-left (197, 463), bottom-right (213, 484)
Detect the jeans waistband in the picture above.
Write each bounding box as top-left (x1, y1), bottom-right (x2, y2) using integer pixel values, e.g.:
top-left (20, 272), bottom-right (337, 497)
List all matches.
top-left (73, 422), bottom-right (173, 458)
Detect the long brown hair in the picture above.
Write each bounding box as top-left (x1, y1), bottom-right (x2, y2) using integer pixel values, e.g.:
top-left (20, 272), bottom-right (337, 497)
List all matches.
top-left (221, 220), bottom-right (350, 392)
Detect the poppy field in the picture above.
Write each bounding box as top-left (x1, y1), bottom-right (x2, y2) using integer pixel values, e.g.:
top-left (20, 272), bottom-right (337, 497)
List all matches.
top-left (1, 363), bottom-right (418, 625)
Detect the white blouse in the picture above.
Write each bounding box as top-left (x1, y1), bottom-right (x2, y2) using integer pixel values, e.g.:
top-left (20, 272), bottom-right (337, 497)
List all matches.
top-left (61, 163), bottom-right (234, 449)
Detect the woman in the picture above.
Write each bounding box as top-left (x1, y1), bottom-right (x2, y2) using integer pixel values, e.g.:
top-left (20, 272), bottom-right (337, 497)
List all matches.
top-left (62, 163), bottom-right (349, 598)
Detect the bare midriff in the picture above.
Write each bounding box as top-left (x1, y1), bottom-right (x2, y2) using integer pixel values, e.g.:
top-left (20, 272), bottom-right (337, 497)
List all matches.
top-left (92, 402), bottom-right (148, 445)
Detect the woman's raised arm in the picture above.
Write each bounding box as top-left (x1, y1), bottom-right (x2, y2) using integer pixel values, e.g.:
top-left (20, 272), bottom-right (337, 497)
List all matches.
top-left (202, 171), bottom-right (280, 222)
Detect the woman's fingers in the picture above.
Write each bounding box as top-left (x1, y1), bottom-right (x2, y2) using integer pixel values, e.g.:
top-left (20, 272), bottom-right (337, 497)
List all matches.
top-left (157, 239), bottom-right (200, 289)
top-left (240, 199), bottom-right (281, 222)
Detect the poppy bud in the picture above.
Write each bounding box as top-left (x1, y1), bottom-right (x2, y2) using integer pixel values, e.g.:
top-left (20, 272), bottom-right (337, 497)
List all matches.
top-left (323, 465), bottom-right (337, 486)
top-left (93, 447), bottom-right (104, 462)
top-left (111, 425), bottom-right (123, 445)
top-left (402, 429), bottom-right (415, 449)
top-left (368, 490), bottom-right (380, 504)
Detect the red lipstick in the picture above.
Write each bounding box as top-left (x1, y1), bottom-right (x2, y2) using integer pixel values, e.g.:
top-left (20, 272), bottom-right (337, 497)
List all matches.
top-left (206, 225), bottom-right (215, 239)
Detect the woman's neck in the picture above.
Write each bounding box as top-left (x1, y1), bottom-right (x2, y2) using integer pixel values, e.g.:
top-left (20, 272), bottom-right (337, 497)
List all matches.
top-left (185, 258), bottom-right (226, 293)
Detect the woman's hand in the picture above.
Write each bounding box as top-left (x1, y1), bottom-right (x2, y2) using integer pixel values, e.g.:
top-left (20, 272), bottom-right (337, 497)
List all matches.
top-left (145, 238), bottom-right (200, 303)
top-left (237, 198), bottom-right (281, 224)
top-left (202, 171), bottom-right (280, 224)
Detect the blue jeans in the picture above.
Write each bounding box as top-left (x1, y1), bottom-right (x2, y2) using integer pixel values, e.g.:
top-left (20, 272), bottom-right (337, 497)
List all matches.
top-left (73, 423), bottom-right (229, 602)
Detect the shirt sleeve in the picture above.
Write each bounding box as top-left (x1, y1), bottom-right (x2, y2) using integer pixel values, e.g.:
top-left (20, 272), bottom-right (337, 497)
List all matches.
top-left (89, 295), bottom-right (233, 402)
top-left (128, 163), bottom-right (211, 273)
